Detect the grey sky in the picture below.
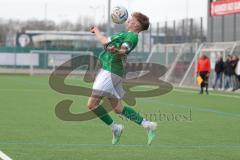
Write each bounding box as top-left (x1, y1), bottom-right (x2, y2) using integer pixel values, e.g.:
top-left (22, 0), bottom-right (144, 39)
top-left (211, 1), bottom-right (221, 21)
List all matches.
top-left (0, 0), bottom-right (207, 23)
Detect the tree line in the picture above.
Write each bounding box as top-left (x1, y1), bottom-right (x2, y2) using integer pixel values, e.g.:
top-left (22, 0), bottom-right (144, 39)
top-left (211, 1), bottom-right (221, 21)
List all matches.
top-left (0, 17), bottom-right (109, 46)
top-left (0, 17), bottom-right (206, 46)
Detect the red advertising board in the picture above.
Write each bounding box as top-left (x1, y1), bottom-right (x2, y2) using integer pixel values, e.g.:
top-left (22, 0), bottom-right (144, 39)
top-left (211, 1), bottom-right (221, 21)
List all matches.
top-left (211, 0), bottom-right (240, 16)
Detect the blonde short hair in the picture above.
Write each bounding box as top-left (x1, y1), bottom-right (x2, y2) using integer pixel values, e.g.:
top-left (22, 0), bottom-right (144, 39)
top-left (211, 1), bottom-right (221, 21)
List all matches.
top-left (132, 12), bottom-right (150, 31)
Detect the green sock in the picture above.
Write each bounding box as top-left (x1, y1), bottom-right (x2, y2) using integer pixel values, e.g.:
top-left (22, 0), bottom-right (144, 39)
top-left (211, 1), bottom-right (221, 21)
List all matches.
top-left (122, 106), bottom-right (144, 125)
top-left (92, 105), bottom-right (113, 126)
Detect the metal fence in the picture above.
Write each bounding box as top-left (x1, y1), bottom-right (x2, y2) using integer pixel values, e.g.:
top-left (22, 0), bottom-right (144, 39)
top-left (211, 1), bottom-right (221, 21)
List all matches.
top-left (111, 17), bottom-right (207, 53)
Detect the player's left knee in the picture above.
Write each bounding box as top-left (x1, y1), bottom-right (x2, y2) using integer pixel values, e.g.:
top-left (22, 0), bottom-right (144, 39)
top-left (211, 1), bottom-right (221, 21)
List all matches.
top-left (113, 105), bottom-right (123, 114)
top-left (87, 100), bottom-right (98, 110)
top-left (113, 108), bottom-right (122, 114)
top-left (109, 98), bottom-right (123, 114)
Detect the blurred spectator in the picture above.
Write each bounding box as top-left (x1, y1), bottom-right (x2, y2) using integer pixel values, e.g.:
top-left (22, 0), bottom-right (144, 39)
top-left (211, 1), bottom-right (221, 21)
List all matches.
top-left (224, 55), bottom-right (234, 90)
top-left (231, 55), bottom-right (239, 91)
top-left (213, 55), bottom-right (224, 90)
top-left (197, 54), bottom-right (211, 94)
top-left (234, 55), bottom-right (240, 91)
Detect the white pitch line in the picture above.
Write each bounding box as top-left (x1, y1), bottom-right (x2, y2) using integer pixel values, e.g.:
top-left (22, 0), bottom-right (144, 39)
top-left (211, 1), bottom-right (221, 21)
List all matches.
top-left (0, 150), bottom-right (12, 160)
top-left (174, 88), bottom-right (240, 99)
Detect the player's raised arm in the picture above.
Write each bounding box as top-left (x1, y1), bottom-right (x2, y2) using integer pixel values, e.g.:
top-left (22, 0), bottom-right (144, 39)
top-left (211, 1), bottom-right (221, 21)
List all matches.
top-left (90, 26), bottom-right (108, 45)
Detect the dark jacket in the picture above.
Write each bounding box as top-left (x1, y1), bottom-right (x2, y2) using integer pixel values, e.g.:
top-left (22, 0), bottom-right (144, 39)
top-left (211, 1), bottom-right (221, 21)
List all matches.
top-left (215, 59), bottom-right (224, 73)
top-left (224, 60), bottom-right (234, 76)
top-left (231, 59), bottom-right (238, 73)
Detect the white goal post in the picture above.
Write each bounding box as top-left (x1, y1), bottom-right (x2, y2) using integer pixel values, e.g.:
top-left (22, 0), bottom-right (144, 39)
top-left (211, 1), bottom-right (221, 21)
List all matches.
top-left (146, 43), bottom-right (198, 85)
top-left (179, 41), bottom-right (240, 88)
top-left (146, 41), bottom-right (240, 88)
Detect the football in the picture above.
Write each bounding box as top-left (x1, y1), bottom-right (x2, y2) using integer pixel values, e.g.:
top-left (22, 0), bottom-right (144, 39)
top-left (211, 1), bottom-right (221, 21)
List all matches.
top-left (111, 6), bottom-right (128, 24)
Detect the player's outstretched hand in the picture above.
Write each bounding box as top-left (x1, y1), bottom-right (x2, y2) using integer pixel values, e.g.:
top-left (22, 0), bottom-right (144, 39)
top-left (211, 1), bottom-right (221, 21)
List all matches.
top-left (90, 26), bottom-right (99, 34)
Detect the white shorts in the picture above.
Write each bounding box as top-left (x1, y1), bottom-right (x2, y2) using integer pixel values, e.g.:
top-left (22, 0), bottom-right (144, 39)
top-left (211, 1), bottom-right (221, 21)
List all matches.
top-left (92, 69), bottom-right (125, 99)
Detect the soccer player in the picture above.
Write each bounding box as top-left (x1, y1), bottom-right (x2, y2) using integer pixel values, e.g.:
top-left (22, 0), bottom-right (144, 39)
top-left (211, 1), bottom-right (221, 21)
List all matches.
top-left (89, 12), bottom-right (157, 145)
